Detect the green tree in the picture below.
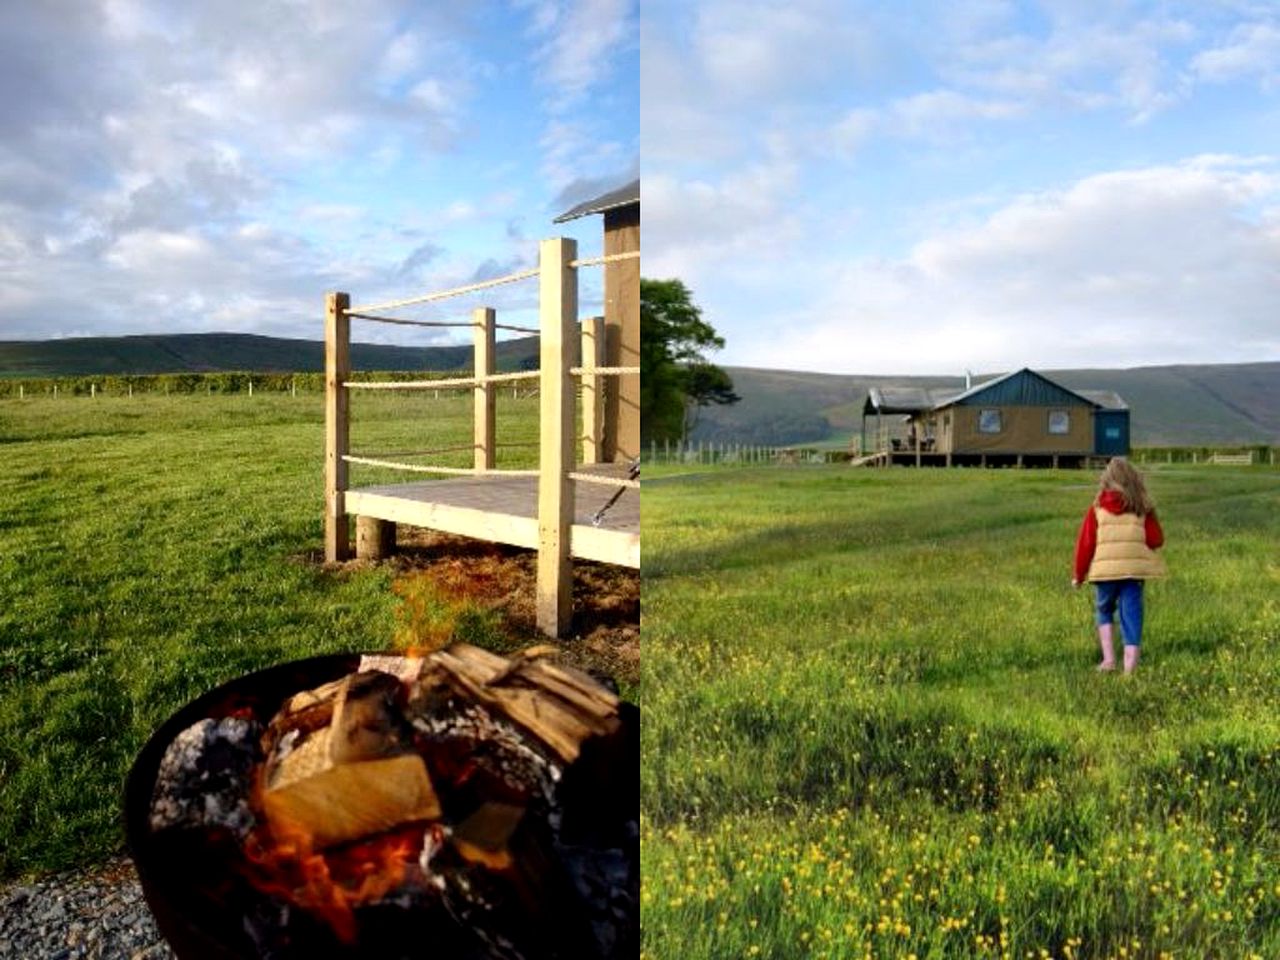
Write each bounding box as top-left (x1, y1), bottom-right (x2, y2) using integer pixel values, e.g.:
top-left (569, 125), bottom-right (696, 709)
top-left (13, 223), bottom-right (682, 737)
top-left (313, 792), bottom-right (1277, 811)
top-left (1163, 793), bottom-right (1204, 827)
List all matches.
top-left (640, 278), bottom-right (740, 445)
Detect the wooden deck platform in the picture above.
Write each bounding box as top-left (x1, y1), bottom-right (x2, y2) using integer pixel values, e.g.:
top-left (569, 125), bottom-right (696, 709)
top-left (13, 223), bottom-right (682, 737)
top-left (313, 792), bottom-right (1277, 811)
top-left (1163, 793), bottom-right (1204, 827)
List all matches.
top-left (344, 462), bottom-right (639, 568)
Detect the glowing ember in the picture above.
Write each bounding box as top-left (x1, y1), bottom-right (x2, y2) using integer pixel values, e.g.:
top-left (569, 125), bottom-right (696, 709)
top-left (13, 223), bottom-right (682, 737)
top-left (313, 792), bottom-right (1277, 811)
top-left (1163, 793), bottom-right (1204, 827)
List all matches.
top-left (242, 813), bottom-right (426, 943)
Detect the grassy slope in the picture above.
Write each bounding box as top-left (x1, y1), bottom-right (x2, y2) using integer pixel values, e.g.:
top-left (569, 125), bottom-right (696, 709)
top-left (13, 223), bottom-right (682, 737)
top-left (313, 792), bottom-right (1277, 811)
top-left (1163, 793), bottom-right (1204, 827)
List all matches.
top-left (0, 391), bottom-right (539, 878)
top-left (699, 363), bottom-right (1280, 447)
top-left (0, 332), bottom-right (541, 377)
top-left (641, 464), bottom-right (1280, 959)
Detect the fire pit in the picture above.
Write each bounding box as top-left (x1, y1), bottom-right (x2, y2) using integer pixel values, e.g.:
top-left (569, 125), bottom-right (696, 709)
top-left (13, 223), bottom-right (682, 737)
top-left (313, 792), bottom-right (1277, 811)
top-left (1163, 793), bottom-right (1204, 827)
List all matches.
top-left (124, 646), bottom-right (638, 959)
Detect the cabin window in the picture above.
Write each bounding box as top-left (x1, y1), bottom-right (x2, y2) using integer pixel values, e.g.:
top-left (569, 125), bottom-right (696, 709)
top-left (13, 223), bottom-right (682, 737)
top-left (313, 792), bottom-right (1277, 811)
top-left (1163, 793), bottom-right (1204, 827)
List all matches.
top-left (1105, 427), bottom-right (1121, 440)
top-left (1048, 410), bottom-right (1070, 435)
top-left (978, 409), bottom-right (1002, 434)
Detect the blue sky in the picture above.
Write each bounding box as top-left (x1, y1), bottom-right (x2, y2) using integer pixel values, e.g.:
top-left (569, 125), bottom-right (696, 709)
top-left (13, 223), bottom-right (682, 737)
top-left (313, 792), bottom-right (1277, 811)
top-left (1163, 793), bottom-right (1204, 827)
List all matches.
top-left (0, 1), bottom-right (638, 346)
top-left (643, 0), bottom-right (1280, 374)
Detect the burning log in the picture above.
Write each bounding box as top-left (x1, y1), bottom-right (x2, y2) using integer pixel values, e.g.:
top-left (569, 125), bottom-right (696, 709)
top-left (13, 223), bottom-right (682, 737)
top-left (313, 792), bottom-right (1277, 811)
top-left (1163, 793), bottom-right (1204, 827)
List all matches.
top-left (134, 645), bottom-right (636, 959)
top-left (260, 671), bottom-right (442, 849)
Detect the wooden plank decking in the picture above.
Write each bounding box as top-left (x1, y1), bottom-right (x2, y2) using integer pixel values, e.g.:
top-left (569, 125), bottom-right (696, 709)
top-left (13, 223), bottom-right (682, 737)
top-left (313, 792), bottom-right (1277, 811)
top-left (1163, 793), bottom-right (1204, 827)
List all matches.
top-left (344, 462), bottom-right (639, 568)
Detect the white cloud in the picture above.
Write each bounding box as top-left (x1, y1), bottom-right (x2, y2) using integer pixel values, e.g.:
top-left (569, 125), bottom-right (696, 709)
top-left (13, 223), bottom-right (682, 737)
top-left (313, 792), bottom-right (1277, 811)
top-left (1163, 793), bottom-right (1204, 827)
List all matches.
top-left (1192, 21), bottom-right (1280, 87)
top-left (0, 1), bottom-right (635, 343)
top-left (888, 89), bottom-right (1026, 139)
top-left (643, 161), bottom-right (802, 280)
top-left (525, 0), bottom-right (636, 111)
top-left (747, 158), bottom-right (1280, 374)
top-left (692, 0), bottom-right (878, 103)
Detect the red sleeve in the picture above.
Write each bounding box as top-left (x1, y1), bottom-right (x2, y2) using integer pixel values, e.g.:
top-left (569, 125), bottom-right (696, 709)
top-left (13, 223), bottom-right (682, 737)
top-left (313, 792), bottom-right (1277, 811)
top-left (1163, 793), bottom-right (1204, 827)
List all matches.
top-left (1145, 510), bottom-right (1164, 549)
top-left (1074, 507), bottom-right (1097, 583)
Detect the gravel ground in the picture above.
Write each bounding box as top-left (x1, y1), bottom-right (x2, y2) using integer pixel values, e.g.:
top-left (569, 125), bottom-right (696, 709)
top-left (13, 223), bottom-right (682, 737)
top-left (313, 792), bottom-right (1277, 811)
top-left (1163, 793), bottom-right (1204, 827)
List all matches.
top-left (0, 858), bottom-right (173, 960)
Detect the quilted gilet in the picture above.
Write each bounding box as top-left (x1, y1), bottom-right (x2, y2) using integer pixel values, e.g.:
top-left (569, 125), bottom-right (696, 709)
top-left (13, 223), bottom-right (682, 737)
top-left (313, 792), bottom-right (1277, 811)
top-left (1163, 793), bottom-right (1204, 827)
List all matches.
top-left (1087, 507), bottom-right (1167, 581)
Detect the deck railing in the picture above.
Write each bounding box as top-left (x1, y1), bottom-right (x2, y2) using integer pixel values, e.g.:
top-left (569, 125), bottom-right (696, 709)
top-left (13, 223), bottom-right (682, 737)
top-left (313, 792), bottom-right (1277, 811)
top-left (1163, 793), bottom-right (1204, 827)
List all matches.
top-left (325, 237), bottom-right (639, 637)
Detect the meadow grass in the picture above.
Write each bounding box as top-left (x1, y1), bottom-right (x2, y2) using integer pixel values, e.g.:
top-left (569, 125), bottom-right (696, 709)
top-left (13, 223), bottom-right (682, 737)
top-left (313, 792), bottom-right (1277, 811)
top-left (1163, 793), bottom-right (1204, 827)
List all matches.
top-left (0, 390), bottom-right (540, 879)
top-left (641, 464), bottom-right (1280, 959)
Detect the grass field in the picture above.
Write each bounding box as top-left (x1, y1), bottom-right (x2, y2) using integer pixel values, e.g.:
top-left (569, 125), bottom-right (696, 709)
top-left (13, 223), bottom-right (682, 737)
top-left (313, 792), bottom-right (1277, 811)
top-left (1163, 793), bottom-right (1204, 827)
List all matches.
top-left (0, 390), bottom-right (547, 880)
top-left (641, 464), bottom-right (1280, 959)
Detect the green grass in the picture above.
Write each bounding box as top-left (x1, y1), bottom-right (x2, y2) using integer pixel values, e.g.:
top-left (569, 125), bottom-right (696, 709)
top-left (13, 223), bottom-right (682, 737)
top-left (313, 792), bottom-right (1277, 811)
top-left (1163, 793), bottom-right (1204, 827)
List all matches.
top-left (0, 390), bottom-right (540, 879)
top-left (641, 464), bottom-right (1280, 960)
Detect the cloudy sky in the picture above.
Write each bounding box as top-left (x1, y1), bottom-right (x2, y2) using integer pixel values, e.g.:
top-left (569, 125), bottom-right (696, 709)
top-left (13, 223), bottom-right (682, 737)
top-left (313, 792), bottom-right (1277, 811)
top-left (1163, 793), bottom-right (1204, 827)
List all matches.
top-left (0, 0), bottom-right (637, 345)
top-left (643, 0), bottom-right (1280, 375)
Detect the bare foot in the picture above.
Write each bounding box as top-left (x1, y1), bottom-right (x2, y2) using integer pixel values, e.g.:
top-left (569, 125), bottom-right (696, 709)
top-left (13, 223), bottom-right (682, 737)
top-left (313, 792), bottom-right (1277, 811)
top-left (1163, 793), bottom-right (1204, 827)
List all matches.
top-left (1096, 661), bottom-right (1117, 672)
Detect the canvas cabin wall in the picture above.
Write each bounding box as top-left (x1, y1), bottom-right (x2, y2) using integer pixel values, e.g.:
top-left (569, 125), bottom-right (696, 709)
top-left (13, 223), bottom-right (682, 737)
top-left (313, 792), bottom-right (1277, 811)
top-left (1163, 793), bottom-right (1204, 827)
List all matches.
top-left (938, 403), bottom-right (1093, 454)
top-left (934, 369), bottom-right (1096, 456)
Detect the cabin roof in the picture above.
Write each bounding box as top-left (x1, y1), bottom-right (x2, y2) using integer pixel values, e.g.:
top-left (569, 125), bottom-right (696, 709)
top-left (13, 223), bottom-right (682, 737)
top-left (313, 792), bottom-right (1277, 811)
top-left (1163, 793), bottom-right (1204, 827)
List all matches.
top-left (863, 386), bottom-right (961, 415)
top-left (863, 369), bottom-right (1129, 416)
top-left (932, 368), bottom-right (1097, 410)
top-left (553, 179), bottom-right (640, 223)
top-left (1076, 389), bottom-right (1128, 411)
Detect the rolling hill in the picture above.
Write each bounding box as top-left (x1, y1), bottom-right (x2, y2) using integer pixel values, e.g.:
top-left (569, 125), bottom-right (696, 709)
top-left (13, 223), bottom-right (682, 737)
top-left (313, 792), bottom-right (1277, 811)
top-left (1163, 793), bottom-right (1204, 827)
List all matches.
top-left (692, 362), bottom-right (1280, 447)
top-left (0, 332), bottom-right (541, 378)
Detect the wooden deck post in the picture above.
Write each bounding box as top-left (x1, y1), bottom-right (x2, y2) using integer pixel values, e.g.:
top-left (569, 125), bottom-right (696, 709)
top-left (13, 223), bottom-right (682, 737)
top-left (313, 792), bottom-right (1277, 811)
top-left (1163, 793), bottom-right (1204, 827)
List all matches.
top-left (581, 315), bottom-right (605, 465)
top-left (536, 237), bottom-right (577, 638)
top-left (325, 291), bottom-right (351, 563)
top-left (473, 307), bottom-right (495, 471)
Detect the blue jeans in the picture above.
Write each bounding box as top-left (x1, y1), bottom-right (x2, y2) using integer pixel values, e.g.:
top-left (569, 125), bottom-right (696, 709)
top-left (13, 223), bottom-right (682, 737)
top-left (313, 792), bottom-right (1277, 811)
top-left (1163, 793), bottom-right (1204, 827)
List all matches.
top-left (1095, 579), bottom-right (1145, 647)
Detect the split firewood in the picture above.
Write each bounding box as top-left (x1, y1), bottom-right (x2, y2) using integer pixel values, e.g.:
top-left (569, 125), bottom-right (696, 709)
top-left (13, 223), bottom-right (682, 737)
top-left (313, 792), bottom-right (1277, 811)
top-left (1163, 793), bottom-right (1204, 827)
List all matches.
top-left (423, 644), bottom-right (621, 763)
top-left (450, 801), bottom-right (527, 871)
top-left (262, 754), bottom-right (441, 849)
top-left (261, 671), bottom-right (441, 849)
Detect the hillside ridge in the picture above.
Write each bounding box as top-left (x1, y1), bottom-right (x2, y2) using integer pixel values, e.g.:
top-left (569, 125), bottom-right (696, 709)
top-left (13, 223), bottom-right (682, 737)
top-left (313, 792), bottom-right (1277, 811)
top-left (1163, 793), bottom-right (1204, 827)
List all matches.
top-left (0, 331), bottom-right (540, 377)
top-left (693, 361), bottom-right (1280, 447)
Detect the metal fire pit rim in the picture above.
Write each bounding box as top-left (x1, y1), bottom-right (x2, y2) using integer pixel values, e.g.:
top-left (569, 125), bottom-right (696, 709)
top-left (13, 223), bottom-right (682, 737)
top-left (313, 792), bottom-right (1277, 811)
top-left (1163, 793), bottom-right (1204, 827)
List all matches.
top-left (123, 652), bottom-right (367, 960)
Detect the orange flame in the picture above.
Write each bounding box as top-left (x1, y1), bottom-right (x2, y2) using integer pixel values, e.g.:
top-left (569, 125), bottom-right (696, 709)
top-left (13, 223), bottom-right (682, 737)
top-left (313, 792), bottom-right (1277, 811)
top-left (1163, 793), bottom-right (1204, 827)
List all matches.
top-left (241, 801), bottom-right (424, 942)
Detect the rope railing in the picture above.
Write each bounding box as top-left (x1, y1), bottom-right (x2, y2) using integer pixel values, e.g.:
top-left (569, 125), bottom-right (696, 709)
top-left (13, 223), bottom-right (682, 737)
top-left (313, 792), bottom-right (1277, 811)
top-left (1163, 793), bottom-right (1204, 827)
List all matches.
top-left (346, 267), bottom-right (540, 316)
top-left (357, 444), bottom-right (480, 460)
top-left (348, 250), bottom-right (634, 318)
top-left (344, 370), bottom-right (541, 391)
top-left (566, 471), bottom-right (641, 490)
top-left (345, 313), bottom-right (474, 328)
top-left (343, 454), bottom-right (540, 478)
top-left (569, 251), bottom-right (641, 268)
top-left (347, 314), bottom-right (538, 336)
top-left (359, 440), bottom-right (540, 460)
top-left (570, 365), bottom-right (640, 377)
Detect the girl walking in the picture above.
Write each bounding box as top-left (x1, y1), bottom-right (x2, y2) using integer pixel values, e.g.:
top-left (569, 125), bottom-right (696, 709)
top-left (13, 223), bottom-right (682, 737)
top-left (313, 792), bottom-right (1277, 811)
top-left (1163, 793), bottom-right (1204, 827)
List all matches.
top-left (1072, 458), bottom-right (1166, 674)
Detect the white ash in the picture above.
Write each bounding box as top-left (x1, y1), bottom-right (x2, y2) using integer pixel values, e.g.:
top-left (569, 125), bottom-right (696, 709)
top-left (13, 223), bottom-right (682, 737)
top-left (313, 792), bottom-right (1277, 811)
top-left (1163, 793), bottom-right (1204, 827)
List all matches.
top-left (149, 717), bottom-right (261, 838)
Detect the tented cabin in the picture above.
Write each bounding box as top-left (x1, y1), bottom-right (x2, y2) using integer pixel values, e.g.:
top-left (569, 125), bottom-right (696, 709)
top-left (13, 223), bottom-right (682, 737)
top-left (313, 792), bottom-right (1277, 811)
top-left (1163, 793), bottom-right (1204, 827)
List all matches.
top-left (860, 368), bottom-right (1130, 467)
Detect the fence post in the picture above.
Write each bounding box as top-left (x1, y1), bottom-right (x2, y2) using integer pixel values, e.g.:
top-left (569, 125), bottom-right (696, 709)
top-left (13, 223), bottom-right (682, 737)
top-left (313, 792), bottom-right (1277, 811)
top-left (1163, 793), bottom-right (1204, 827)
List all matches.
top-left (536, 237), bottom-right (576, 638)
top-left (473, 306), bottom-right (496, 471)
top-left (581, 315), bottom-right (605, 465)
top-left (325, 291), bottom-right (351, 563)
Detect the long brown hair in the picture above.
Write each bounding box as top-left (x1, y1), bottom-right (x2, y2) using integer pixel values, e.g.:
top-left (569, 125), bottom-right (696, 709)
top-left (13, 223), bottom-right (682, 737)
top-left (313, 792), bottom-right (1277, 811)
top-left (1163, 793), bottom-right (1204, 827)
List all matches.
top-left (1098, 457), bottom-right (1155, 515)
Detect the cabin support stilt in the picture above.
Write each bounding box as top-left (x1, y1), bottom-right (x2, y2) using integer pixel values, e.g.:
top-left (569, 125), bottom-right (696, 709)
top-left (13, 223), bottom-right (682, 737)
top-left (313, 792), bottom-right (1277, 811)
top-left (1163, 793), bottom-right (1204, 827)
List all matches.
top-left (356, 516), bottom-right (395, 561)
